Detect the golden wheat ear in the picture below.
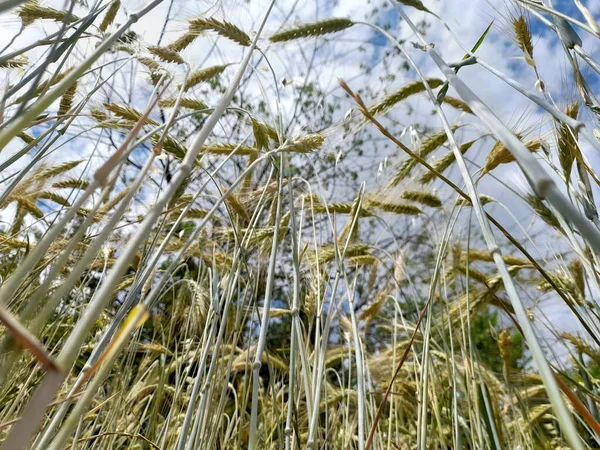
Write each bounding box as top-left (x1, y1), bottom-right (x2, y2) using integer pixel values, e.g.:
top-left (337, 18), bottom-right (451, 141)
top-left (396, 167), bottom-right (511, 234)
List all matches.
top-left (513, 15), bottom-right (535, 67)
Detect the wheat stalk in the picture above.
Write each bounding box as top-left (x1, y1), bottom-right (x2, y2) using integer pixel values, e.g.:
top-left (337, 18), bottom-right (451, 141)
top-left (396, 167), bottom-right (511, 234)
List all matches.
top-left (137, 56), bottom-right (161, 71)
top-left (397, 0), bottom-right (432, 13)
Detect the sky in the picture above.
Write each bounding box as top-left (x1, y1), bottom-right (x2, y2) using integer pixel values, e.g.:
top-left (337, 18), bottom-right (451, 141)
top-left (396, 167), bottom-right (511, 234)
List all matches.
top-left (1, 0), bottom-right (600, 352)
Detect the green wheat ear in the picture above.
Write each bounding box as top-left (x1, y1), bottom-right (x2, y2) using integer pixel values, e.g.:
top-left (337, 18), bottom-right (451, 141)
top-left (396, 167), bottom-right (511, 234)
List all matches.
top-left (189, 17), bottom-right (251, 46)
top-left (0, 57), bottom-right (28, 68)
top-left (251, 118), bottom-right (270, 151)
top-left (400, 190), bottom-right (442, 208)
top-left (158, 98), bottom-right (208, 110)
top-left (556, 103), bottom-right (580, 185)
top-left (148, 46), bottom-right (185, 64)
top-left (524, 194), bottom-right (562, 230)
top-left (397, 0), bottom-right (432, 13)
top-left (18, 0), bottom-right (79, 26)
top-left (103, 103), bottom-right (159, 126)
top-left (183, 65), bottom-right (229, 91)
top-left (279, 134), bottom-right (325, 153)
top-left (270, 18), bottom-right (354, 42)
top-left (388, 128), bottom-right (454, 187)
top-left (369, 79), bottom-right (444, 117)
top-left (99, 0), bottom-right (120, 32)
top-left (366, 199), bottom-right (422, 215)
top-left (201, 143), bottom-right (258, 156)
top-left (58, 81), bottom-right (77, 116)
top-left (420, 139), bottom-right (477, 184)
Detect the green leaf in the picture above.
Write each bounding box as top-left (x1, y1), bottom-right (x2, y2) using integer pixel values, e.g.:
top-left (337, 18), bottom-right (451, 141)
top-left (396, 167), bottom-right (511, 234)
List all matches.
top-left (437, 20), bottom-right (493, 103)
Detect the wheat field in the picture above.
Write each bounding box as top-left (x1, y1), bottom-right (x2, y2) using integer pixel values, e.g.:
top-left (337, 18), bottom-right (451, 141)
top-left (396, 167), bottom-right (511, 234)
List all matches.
top-left (0, 0), bottom-right (599, 449)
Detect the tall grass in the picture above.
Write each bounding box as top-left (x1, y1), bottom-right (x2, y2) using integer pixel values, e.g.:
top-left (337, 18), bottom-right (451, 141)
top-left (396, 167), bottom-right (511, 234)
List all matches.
top-left (0, 0), bottom-right (599, 449)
